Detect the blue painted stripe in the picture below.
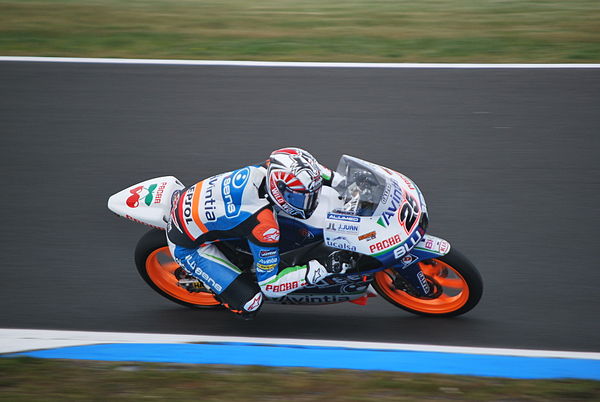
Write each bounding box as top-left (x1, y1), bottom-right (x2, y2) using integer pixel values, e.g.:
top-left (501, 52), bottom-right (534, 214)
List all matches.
top-left (8, 343), bottom-right (600, 380)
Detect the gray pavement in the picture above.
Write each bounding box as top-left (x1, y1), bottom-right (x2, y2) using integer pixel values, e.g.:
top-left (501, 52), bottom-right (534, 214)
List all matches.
top-left (1, 61), bottom-right (599, 351)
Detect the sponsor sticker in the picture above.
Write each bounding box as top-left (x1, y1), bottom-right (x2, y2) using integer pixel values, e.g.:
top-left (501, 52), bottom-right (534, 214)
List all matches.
top-left (382, 167), bottom-right (394, 176)
top-left (256, 263), bottom-right (277, 272)
top-left (382, 168), bottom-right (416, 190)
top-left (265, 281), bottom-right (301, 293)
top-left (376, 182), bottom-right (403, 227)
top-left (420, 237), bottom-right (449, 254)
top-left (369, 234), bottom-right (403, 253)
top-left (325, 236), bottom-right (357, 251)
top-left (270, 181), bottom-right (286, 206)
top-left (327, 213), bottom-right (361, 222)
top-left (273, 294), bottom-right (353, 304)
top-left (259, 249), bottom-right (277, 258)
top-left (126, 183), bottom-right (162, 208)
top-left (258, 257), bottom-right (278, 265)
top-left (184, 254), bottom-right (223, 292)
top-left (222, 168), bottom-right (250, 218)
top-left (392, 230), bottom-right (424, 260)
top-left (440, 240), bottom-right (450, 253)
top-left (380, 183), bottom-right (392, 204)
top-left (203, 176), bottom-right (219, 222)
top-left (401, 254), bottom-right (418, 266)
top-left (398, 173), bottom-right (416, 190)
top-left (358, 231), bottom-right (376, 241)
top-left (182, 185), bottom-right (196, 226)
top-left (377, 178), bottom-right (421, 230)
top-left (326, 221), bottom-right (360, 234)
top-left (417, 271), bottom-right (430, 294)
top-left (153, 182), bottom-right (168, 204)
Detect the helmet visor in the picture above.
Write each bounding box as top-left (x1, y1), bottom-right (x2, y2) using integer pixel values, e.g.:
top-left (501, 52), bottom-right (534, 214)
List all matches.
top-left (280, 184), bottom-right (321, 217)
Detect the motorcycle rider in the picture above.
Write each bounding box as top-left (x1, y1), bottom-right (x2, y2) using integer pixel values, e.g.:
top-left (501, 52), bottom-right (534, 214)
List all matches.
top-left (166, 147), bottom-right (350, 319)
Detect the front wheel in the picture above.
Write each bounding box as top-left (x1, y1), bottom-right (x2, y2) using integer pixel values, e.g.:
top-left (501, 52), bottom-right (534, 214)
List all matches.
top-left (372, 247), bottom-right (483, 317)
top-left (134, 229), bottom-right (221, 309)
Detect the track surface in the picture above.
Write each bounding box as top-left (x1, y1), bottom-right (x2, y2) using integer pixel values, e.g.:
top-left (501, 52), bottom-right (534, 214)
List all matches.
top-left (1, 62), bottom-right (599, 352)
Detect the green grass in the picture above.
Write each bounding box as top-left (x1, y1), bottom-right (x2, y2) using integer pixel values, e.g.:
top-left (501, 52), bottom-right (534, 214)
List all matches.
top-left (1, 357), bottom-right (599, 401)
top-left (1, 0), bottom-right (599, 62)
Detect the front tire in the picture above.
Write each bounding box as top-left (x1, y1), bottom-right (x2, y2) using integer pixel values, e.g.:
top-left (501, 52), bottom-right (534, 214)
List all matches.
top-left (372, 247), bottom-right (483, 317)
top-left (134, 229), bottom-right (221, 309)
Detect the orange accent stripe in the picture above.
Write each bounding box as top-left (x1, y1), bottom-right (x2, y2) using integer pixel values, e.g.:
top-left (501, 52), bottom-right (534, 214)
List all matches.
top-left (191, 181), bottom-right (209, 233)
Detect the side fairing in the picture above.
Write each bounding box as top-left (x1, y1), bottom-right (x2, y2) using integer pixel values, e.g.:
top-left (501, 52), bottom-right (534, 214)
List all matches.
top-left (265, 273), bottom-right (373, 304)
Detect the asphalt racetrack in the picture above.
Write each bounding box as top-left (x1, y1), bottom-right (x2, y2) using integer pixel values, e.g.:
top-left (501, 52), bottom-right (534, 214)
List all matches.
top-left (1, 61), bottom-right (599, 353)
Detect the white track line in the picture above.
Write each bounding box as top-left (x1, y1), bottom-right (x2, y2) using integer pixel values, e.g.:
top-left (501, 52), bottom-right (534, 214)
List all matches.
top-left (1, 56), bottom-right (600, 69)
top-left (2, 329), bottom-right (599, 360)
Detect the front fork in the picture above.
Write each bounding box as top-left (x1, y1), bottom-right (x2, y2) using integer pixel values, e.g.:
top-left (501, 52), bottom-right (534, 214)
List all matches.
top-left (390, 234), bottom-right (451, 297)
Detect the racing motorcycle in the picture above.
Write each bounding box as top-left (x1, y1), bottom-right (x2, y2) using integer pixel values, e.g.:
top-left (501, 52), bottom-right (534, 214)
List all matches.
top-left (108, 155), bottom-right (483, 317)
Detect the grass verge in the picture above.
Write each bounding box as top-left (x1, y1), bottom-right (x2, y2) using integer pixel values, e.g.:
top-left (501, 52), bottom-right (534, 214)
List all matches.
top-left (1, 357), bottom-right (599, 401)
top-left (0, 0), bottom-right (599, 62)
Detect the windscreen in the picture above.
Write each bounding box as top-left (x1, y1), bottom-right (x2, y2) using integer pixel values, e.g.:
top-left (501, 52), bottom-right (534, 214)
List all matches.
top-left (333, 155), bottom-right (388, 217)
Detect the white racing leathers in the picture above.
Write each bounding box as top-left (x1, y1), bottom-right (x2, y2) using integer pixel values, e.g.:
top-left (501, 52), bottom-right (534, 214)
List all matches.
top-left (166, 163), bottom-right (334, 315)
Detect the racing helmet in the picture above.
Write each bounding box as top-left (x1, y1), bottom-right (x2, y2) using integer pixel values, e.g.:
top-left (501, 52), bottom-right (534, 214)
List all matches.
top-left (267, 147), bottom-right (323, 219)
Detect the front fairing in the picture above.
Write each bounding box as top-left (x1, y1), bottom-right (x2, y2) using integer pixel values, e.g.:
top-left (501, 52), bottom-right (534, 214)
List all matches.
top-left (324, 155), bottom-right (428, 263)
top-left (322, 155), bottom-right (436, 295)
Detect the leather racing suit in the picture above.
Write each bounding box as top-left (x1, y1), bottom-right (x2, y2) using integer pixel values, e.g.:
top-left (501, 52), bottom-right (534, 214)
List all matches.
top-left (166, 162), bottom-right (335, 317)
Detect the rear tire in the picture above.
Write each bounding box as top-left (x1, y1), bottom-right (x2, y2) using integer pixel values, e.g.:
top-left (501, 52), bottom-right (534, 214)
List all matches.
top-left (134, 228), bottom-right (221, 309)
top-left (372, 247), bottom-right (483, 317)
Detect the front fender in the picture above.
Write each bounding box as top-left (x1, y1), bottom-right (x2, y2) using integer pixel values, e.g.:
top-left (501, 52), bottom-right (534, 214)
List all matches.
top-left (388, 234), bottom-right (451, 297)
top-left (410, 234), bottom-right (451, 261)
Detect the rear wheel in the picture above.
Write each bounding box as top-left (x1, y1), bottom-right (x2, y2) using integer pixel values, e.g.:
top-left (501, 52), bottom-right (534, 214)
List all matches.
top-left (372, 247), bottom-right (482, 317)
top-left (134, 229), bottom-right (221, 309)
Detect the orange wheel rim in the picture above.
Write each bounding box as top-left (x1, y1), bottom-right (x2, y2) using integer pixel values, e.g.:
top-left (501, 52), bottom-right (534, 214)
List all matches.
top-left (145, 247), bottom-right (220, 306)
top-left (374, 259), bottom-right (470, 314)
